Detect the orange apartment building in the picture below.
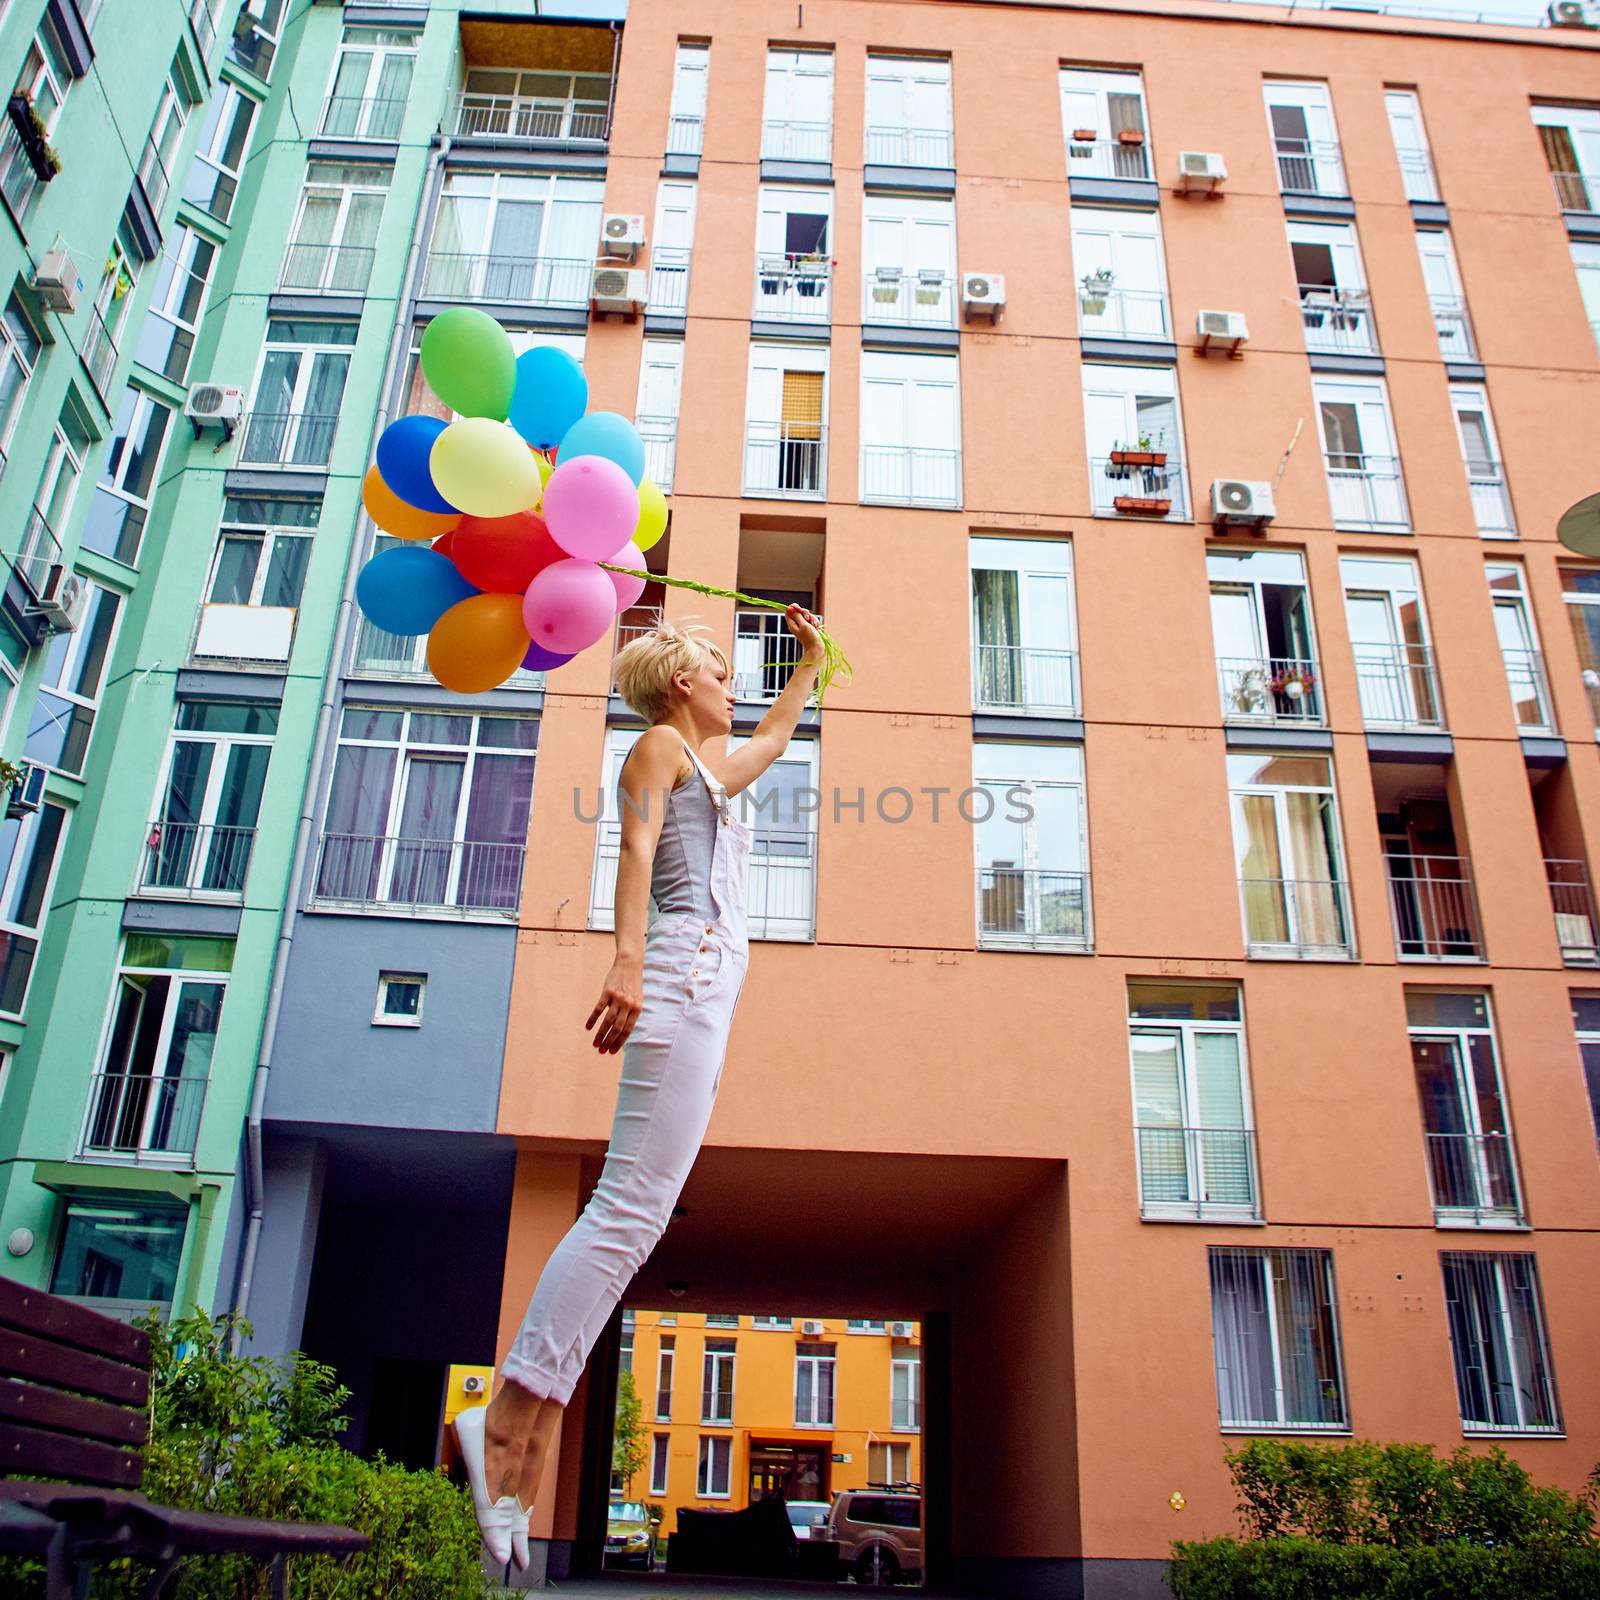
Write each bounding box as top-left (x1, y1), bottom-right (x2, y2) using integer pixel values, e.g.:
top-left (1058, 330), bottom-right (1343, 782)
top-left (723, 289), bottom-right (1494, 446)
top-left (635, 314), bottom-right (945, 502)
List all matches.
top-left (476, 0), bottom-right (1600, 1594)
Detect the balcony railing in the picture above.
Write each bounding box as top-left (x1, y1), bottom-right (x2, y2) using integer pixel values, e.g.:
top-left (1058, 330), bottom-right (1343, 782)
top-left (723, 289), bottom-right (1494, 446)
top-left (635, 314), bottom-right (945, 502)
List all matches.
top-left (744, 422), bottom-right (826, 499)
top-left (187, 0), bottom-right (217, 56)
top-left (319, 95), bottom-right (407, 141)
top-left (1395, 147), bottom-right (1439, 203)
top-left (351, 616), bottom-right (545, 688)
top-left (1090, 455), bottom-right (1185, 519)
top-left (1385, 852), bottom-right (1484, 961)
top-left (865, 125), bottom-right (953, 168)
top-left (83, 1072), bottom-right (207, 1163)
top-left (1466, 463), bottom-right (1515, 536)
top-left (1550, 170), bottom-right (1598, 213)
top-left (890, 1397), bottom-right (921, 1431)
top-left (314, 832), bottom-right (526, 916)
top-left (761, 119), bottom-right (832, 162)
top-left (137, 135), bottom-right (173, 218)
top-left (82, 304), bottom-right (118, 398)
top-left (973, 644), bottom-right (1079, 716)
top-left (236, 411), bottom-right (338, 469)
top-left (278, 241), bottom-right (376, 295)
top-left (667, 113), bottom-right (703, 155)
top-left (139, 820), bottom-right (256, 899)
top-left (1064, 133), bottom-right (1151, 181)
top-left (1078, 282), bottom-right (1170, 341)
top-left (1300, 286), bottom-right (1377, 355)
top-left (860, 445), bottom-right (961, 508)
top-left (0, 119), bottom-right (42, 218)
top-left (16, 507), bottom-right (62, 597)
top-left (1136, 1126), bottom-right (1260, 1220)
top-left (1273, 137), bottom-right (1347, 195)
top-left (1324, 452), bottom-right (1409, 532)
top-left (1424, 1131), bottom-right (1523, 1226)
top-left (421, 251), bottom-right (590, 307)
top-left (863, 268), bottom-right (956, 328)
top-left (451, 92), bottom-right (607, 144)
top-left (976, 867), bottom-right (1092, 951)
top-left (733, 609), bottom-right (804, 702)
top-left (1351, 642), bottom-right (1443, 730)
top-left (1238, 877), bottom-right (1355, 958)
top-left (1547, 858), bottom-right (1600, 966)
top-left (649, 246), bottom-right (691, 313)
top-left (754, 254), bottom-right (831, 322)
top-left (1499, 645), bottom-right (1552, 731)
top-left (1216, 655), bottom-right (1324, 726)
top-left (637, 415), bottom-right (678, 493)
top-left (1429, 294), bottom-right (1476, 361)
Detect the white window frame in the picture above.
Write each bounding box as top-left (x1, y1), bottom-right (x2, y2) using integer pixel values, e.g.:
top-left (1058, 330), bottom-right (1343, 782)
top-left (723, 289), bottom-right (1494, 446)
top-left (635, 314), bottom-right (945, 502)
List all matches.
top-left (753, 184), bottom-right (833, 324)
top-left (969, 536), bottom-right (1079, 717)
top-left (655, 1335), bottom-right (675, 1421)
top-left (859, 349), bottom-right (961, 509)
top-left (136, 225), bottom-right (215, 384)
top-left (242, 319), bottom-right (356, 468)
top-left (282, 162), bottom-right (390, 295)
top-left (1383, 88), bottom-right (1437, 202)
top-left (25, 581), bottom-right (122, 778)
top-left (864, 53), bottom-right (953, 169)
top-left (1451, 383), bottom-right (1514, 538)
top-left (890, 1356), bottom-right (921, 1431)
top-left (1562, 564), bottom-right (1600, 735)
top-left (743, 342), bottom-right (828, 500)
top-left (668, 41), bottom-right (709, 154)
top-left (1441, 1251), bottom-right (1562, 1435)
top-left (1532, 102), bottom-right (1600, 212)
top-left (1573, 242), bottom-right (1600, 355)
top-left (197, 498), bottom-right (316, 666)
top-left (867, 1441), bottom-right (913, 1484)
top-left (793, 1347), bottom-right (836, 1428)
top-left (1340, 555), bottom-right (1441, 731)
top-left (700, 1339), bottom-right (735, 1424)
top-left (1, 17), bottom-right (72, 215)
top-left (322, 26), bottom-right (416, 141)
top-left (1081, 362), bottom-right (1189, 520)
top-left (648, 178), bottom-right (696, 318)
top-left (1417, 229), bottom-right (1476, 363)
top-left (1207, 546), bottom-right (1322, 728)
top-left (373, 971), bottom-right (425, 1027)
top-left (0, 800), bottom-right (69, 1021)
top-left (1288, 220), bottom-right (1375, 356)
top-left (861, 192), bottom-right (956, 329)
top-left (1262, 80), bottom-right (1346, 196)
top-left (185, 81), bottom-right (258, 223)
top-left (1312, 376), bottom-right (1409, 533)
top-left (649, 1432), bottom-right (670, 1496)
top-left (1071, 205), bottom-right (1169, 341)
top-left (847, 1319), bottom-right (887, 1333)
top-left (1486, 563), bottom-right (1551, 732)
top-left (84, 387), bottom-right (174, 567)
top-left (1059, 67), bottom-right (1150, 181)
top-left (761, 48), bottom-right (833, 163)
top-left (636, 336), bottom-right (684, 492)
top-left (139, 56), bottom-right (194, 212)
top-left (728, 732), bottom-right (818, 942)
top-left (696, 1434), bottom-right (731, 1497)
top-left (0, 291), bottom-right (42, 461)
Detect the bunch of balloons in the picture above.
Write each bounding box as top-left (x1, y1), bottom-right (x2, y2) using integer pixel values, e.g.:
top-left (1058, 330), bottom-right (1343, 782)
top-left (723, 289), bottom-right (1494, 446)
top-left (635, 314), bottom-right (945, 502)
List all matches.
top-left (353, 307), bottom-right (669, 694)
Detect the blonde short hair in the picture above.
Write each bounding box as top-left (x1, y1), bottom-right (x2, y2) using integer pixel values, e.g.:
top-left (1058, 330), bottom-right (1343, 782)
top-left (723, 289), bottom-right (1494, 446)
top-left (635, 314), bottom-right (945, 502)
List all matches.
top-left (612, 615), bottom-right (730, 724)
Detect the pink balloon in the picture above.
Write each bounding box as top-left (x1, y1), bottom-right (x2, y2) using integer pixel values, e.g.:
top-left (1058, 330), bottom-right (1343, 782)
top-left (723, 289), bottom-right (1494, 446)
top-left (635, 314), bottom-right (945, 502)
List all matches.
top-left (605, 542), bottom-right (647, 611)
top-left (540, 455), bottom-right (640, 561)
top-left (522, 558), bottom-right (618, 654)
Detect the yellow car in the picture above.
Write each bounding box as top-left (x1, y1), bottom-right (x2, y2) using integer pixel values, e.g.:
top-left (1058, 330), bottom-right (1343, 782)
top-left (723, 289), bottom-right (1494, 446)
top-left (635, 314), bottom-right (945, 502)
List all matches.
top-left (604, 1500), bottom-right (655, 1569)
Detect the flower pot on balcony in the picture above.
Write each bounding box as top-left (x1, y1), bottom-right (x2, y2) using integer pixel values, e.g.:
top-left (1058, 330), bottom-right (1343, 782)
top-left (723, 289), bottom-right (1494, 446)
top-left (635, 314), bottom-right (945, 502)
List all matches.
top-left (1110, 449), bottom-right (1167, 468)
top-left (1113, 496), bottom-right (1172, 516)
top-left (1072, 128), bottom-right (1098, 142)
top-left (8, 94), bottom-right (61, 181)
top-left (1117, 129), bottom-right (1146, 146)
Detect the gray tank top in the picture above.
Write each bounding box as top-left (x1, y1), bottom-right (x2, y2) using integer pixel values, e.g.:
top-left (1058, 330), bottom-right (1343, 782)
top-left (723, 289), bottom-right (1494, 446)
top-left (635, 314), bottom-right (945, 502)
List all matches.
top-left (624, 737), bottom-right (718, 920)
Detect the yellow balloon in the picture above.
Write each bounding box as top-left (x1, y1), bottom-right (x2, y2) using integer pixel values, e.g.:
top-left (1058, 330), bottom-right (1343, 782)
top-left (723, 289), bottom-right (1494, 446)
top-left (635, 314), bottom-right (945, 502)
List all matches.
top-left (633, 478), bottom-right (668, 553)
top-left (427, 593), bottom-right (530, 694)
top-left (430, 418), bottom-right (541, 518)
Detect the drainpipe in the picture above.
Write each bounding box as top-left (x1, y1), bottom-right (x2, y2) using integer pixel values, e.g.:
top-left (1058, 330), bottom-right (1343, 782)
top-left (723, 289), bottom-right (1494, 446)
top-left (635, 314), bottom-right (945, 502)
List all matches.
top-left (230, 129), bottom-right (455, 1346)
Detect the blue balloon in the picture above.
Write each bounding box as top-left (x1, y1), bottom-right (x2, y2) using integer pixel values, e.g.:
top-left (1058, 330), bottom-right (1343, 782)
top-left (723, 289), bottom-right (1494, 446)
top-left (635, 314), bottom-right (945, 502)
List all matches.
top-left (509, 346), bottom-right (588, 451)
top-left (355, 545), bottom-right (476, 636)
top-left (557, 410), bottom-right (645, 487)
top-left (375, 415), bottom-right (456, 514)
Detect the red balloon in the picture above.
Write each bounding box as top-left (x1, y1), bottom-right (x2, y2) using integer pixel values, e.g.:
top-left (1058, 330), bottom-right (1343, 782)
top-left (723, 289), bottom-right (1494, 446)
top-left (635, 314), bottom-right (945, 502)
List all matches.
top-left (450, 509), bottom-right (564, 594)
top-left (432, 530), bottom-right (455, 559)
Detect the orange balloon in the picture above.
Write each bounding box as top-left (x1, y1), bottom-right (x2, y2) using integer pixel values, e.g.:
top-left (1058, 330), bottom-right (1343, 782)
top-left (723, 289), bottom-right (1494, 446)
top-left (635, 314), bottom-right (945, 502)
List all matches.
top-left (427, 593), bottom-right (530, 694)
top-left (362, 464), bottom-right (462, 541)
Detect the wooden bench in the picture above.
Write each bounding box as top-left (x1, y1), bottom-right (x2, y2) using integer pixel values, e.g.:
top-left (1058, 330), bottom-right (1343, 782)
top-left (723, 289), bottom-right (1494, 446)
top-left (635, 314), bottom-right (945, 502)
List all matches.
top-left (0, 1275), bottom-right (369, 1599)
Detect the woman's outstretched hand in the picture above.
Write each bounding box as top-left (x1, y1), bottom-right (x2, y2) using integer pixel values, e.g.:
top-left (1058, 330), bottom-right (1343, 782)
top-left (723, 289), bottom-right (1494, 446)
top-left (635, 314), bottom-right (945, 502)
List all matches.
top-left (587, 956), bottom-right (643, 1053)
top-left (784, 603), bottom-right (825, 664)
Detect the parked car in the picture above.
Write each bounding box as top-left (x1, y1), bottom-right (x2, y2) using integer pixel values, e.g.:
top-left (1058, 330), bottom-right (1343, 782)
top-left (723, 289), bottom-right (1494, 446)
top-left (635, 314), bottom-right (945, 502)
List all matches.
top-left (786, 1499), bottom-right (832, 1540)
top-left (604, 1500), bottom-right (654, 1568)
top-left (824, 1485), bottom-right (921, 1585)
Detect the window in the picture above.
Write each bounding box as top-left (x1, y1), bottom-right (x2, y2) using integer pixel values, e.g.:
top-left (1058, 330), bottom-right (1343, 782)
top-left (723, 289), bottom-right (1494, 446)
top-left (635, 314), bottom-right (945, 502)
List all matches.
top-left (50, 1199), bottom-right (186, 1313)
top-left (25, 582), bottom-right (120, 777)
top-left (704, 1312), bottom-right (739, 1327)
top-left (1574, 242), bottom-right (1600, 353)
top-left (425, 172), bottom-right (603, 306)
top-left (847, 1319), bottom-right (886, 1333)
top-left (752, 1315), bottom-right (793, 1329)
top-left (970, 536), bottom-right (1078, 716)
top-left (1072, 206), bottom-right (1169, 341)
top-left (1208, 1247), bottom-right (1348, 1431)
top-left (1314, 378), bottom-right (1409, 532)
top-left (1486, 564), bottom-right (1550, 731)
top-left (137, 55), bottom-right (196, 216)
top-left (1129, 983), bottom-right (1257, 1221)
top-left (891, 1356), bottom-right (920, 1430)
top-left (1533, 102), bottom-right (1600, 213)
top-left (865, 54), bottom-right (952, 168)
top-left (696, 1434), bottom-right (731, 1497)
top-left (1341, 556), bottom-right (1441, 729)
top-left (636, 337), bottom-right (684, 491)
top-left (1262, 80), bottom-right (1346, 196)
top-left (620, 1313), bottom-right (634, 1374)
top-left (136, 225), bottom-right (215, 383)
top-left (82, 934), bottom-right (233, 1165)
top-left (727, 734), bottom-right (818, 941)
top-left (860, 350), bottom-right (961, 508)
top-left (1060, 67), bottom-right (1150, 180)
top-left (1209, 548), bottom-right (1322, 727)
top-left (0, 15), bottom-right (72, 215)
top-left (974, 742), bottom-right (1091, 951)
top-left (754, 185), bottom-right (833, 324)
top-left (0, 291), bottom-right (42, 466)
top-left (1229, 755), bottom-right (1352, 959)
top-left (198, 495), bottom-right (318, 664)
top-left (867, 1442), bottom-right (912, 1483)
top-left (374, 971), bottom-right (425, 1026)
top-left (81, 388), bottom-right (173, 565)
top-left (648, 179), bottom-right (696, 317)
top-left (1417, 230), bottom-right (1477, 363)
top-left (84, 216), bottom-right (140, 396)
top-left (0, 800), bottom-right (67, 1018)
top-left (1441, 1252), bottom-right (1561, 1434)
top-left (281, 164), bottom-right (389, 295)
top-left (1384, 88), bottom-right (1438, 202)
top-left (1289, 220), bottom-right (1375, 356)
top-left (322, 28), bottom-right (414, 140)
top-left (1082, 364), bottom-right (1187, 518)
top-left (794, 1342), bottom-right (835, 1427)
top-left (862, 193), bottom-right (956, 328)
top-left (1408, 990), bottom-right (1522, 1227)
top-left (1451, 384), bottom-right (1512, 537)
top-left (456, 67), bottom-right (610, 142)
top-left (241, 320), bottom-right (357, 468)
top-left (744, 345), bottom-right (827, 498)
top-left (1560, 566), bottom-right (1600, 732)
top-left (1573, 993), bottom-right (1600, 1150)
top-left (701, 1337), bottom-right (735, 1423)
top-left (654, 1335), bottom-right (676, 1419)
top-left (649, 1433), bottom-right (670, 1495)
top-left (317, 708), bottom-right (536, 916)
top-left (183, 81), bottom-right (257, 223)
top-left (228, 0), bottom-right (285, 79)
top-left (668, 41), bottom-right (708, 154)
top-left (23, 399), bottom-right (93, 582)
top-left (144, 702), bottom-right (276, 898)
top-left (762, 48), bottom-right (833, 162)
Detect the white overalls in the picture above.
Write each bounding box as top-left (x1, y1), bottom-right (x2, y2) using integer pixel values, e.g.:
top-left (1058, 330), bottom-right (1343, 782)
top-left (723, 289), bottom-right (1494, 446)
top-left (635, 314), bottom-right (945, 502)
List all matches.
top-left (500, 734), bottom-right (751, 1405)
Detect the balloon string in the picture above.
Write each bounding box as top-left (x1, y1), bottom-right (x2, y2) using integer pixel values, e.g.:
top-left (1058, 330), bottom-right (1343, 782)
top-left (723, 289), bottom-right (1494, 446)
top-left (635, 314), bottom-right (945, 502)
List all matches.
top-left (597, 563), bottom-right (853, 713)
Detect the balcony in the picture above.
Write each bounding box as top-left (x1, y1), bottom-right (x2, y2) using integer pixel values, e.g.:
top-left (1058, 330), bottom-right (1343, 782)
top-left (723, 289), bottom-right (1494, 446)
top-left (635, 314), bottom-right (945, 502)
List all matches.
top-left (860, 445), bottom-right (960, 509)
top-left (1500, 645), bottom-right (1552, 731)
top-left (1547, 858), bottom-right (1600, 966)
top-left (1351, 642), bottom-right (1443, 731)
top-left (313, 832), bottom-right (526, 917)
top-left (761, 119), bottom-right (831, 162)
top-left (973, 644), bottom-right (1079, 716)
top-left (733, 609), bottom-right (803, 702)
top-left (1424, 1131), bottom-right (1523, 1227)
top-left (667, 113), bottom-right (703, 155)
top-left (1136, 1126), bottom-right (1260, 1222)
top-left (1550, 170), bottom-right (1598, 213)
top-left (1324, 453), bottom-right (1409, 532)
top-left (1238, 877), bottom-right (1354, 959)
top-left (1274, 137), bottom-right (1347, 196)
top-left (891, 1397), bottom-right (921, 1431)
top-left (319, 95), bottom-right (406, 142)
top-left (139, 820), bottom-right (256, 899)
top-left (82, 1072), bottom-right (207, 1164)
top-left (1385, 852), bottom-right (1484, 961)
top-left (420, 251), bottom-right (590, 308)
top-left (1395, 148), bottom-right (1439, 204)
top-left (137, 135), bottom-right (172, 217)
top-left (637, 415), bottom-right (678, 493)
top-left (1299, 286), bottom-right (1376, 355)
top-left (193, 602), bottom-right (296, 667)
top-left (863, 268), bottom-right (956, 328)
top-left (865, 125), bottom-right (953, 168)
top-left (351, 615), bottom-right (545, 688)
top-left (744, 422), bottom-right (826, 500)
top-left (1090, 454), bottom-right (1185, 519)
top-left (977, 867), bottom-right (1092, 952)
top-left (1078, 281), bottom-right (1169, 342)
top-left (236, 411), bottom-right (338, 469)
top-left (1065, 133), bottom-right (1150, 181)
top-left (1216, 656), bottom-right (1324, 727)
top-left (1429, 295), bottom-right (1476, 361)
top-left (450, 91), bottom-right (607, 145)
top-left (278, 241), bottom-right (376, 296)
top-left (1464, 460), bottom-right (1517, 537)
top-left (15, 507), bottom-right (62, 598)
top-left (649, 247), bottom-right (691, 314)
top-left (753, 254), bottom-right (831, 324)
top-left (187, 0), bottom-right (217, 55)
top-left (82, 305), bottom-right (118, 398)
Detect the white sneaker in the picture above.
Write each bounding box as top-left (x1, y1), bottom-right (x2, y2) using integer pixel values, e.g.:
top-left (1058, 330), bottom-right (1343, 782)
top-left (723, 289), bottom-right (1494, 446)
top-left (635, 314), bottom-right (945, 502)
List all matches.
top-left (453, 1403), bottom-right (519, 1567)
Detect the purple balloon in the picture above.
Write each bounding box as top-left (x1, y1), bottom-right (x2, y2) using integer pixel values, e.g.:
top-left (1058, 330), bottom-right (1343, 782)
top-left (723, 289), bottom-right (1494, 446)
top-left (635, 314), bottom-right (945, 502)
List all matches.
top-left (522, 640), bottom-right (575, 672)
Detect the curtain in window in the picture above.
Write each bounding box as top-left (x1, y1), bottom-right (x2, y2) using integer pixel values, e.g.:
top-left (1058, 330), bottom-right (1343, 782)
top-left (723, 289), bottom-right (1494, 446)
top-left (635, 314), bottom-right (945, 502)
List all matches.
top-left (324, 52), bottom-right (371, 137)
top-left (483, 200), bottom-right (542, 300)
top-left (972, 569), bottom-right (1021, 707)
top-left (1209, 1250), bottom-right (1275, 1425)
top-left (392, 757), bottom-right (464, 906)
top-left (319, 745), bottom-right (397, 899)
top-left (1539, 125), bottom-right (1587, 208)
top-left (206, 744), bottom-right (270, 891)
top-left (779, 370), bottom-right (823, 491)
top-left (332, 192), bottom-right (384, 292)
top-left (460, 751), bottom-right (535, 909)
top-left (1274, 1251), bottom-right (1344, 1427)
top-left (260, 536), bottom-right (311, 608)
top-left (245, 350), bottom-right (299, 462)
top-left (371, 53), bottom-right (413, 139)
top-left (1234, 794), bottom-right (1289, 944)
top-left (1284, 791), bottom-right (1343, 947)
top-left (295, 354), bottom-right (349, 465)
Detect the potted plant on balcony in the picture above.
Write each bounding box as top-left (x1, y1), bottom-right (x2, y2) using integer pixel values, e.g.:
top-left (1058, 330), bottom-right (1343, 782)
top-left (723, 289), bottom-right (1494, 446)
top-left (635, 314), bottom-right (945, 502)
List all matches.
top-left (1109, 429), bottom-right (1167, 471)
top-left (1268, 665), bottom-right (1318, 701)
top-left (1070, 126), bottom-right (1098, 154)
top-left (1116, 128), bottom-right (1146, 146)
top-left (1080, 267), bottom-right (1114, 316)
top-left (1228, 670), bottom-right (1269, 715)
top-left (7, 93), bottom-right (61, 181)
top-left (793, 252), bottom-right (832, 297)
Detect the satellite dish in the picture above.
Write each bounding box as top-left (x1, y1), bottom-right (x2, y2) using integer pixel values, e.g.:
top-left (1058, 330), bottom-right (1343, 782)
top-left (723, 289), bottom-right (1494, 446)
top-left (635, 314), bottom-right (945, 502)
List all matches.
top-left (1557, 492), bottom-right (1600, 557)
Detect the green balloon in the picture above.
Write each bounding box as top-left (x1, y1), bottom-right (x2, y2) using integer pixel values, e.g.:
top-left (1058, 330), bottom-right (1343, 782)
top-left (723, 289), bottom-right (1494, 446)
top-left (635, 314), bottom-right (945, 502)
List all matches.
top-left (420, 307), bottom-right (516, 420)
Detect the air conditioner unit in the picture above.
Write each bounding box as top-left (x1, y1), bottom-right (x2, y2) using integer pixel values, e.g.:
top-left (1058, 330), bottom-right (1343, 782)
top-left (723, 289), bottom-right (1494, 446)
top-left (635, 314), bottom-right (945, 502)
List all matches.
top-left (1549, 0), bottom-right (1597, 25)
top-left (31, 564), bottom-right (87, 632)
top-left (462, 1374), bottom-right (486, 1395)
top-left (800, 1319), bottom-right (825, 1336)
top-left (1196, 309), bottom-right (1249, 357)
top-left (591, 265), bottom-right (646, 315)
top-left (888, 1321), bottom-right (915, 1338)
top-left (962, 272), bottom-right (1005, 321)
top-left (33, 247), bottom-right (81, 313)
top-left (1176, 151), bottom-right (1228, 196)
top-left (4, 763), bottom-right (45, 819)
top-left (601, 213), bottom-right (646, 256)
top-left (186, 385), bottom-right (245, 424)
top-left (1210, 479), bottom-right (1276, 528)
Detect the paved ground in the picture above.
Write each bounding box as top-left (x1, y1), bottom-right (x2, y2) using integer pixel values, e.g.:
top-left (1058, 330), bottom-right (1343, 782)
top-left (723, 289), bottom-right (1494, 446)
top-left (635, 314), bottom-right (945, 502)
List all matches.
top-left (492, 1574), bottom-right (932, 1599)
